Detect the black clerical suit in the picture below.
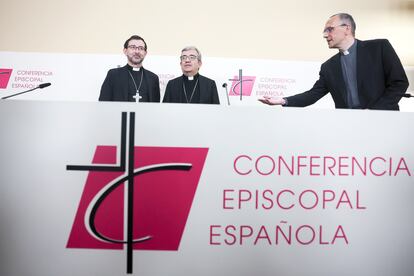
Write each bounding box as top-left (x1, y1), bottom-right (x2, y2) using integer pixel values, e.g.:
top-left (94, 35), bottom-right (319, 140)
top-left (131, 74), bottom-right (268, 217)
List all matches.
top-left (285, 39), bottom-right (409, 110)
top-left (99, 65), bottom-right (160, 102)
top-left (162, 74), bottom-right (220, 104)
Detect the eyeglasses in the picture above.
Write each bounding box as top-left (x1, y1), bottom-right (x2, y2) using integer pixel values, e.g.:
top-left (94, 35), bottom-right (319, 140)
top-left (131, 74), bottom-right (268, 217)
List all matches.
top-left (323, 24), bottom-right (348, 34)
top-left (127, 45), bottom-right (146, 51)
top-left (180, 55), bottom-right (198, 61)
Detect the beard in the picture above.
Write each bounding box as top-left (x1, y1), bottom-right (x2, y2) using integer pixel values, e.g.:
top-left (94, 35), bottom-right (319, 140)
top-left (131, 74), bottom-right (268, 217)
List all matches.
top-left (128, 54), bottom-right (144, 66)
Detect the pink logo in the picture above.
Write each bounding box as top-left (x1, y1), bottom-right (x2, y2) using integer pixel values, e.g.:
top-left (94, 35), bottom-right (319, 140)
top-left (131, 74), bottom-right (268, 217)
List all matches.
top-left (0, 69), bottom-right (13, 89)
top-left (66, 112), bottom-right (208, 274)
top-left (229, 76), bottom-right (256, 96)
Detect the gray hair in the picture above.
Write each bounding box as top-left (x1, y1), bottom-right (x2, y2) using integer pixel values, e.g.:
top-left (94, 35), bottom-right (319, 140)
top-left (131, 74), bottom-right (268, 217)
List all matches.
top-left (331, 13), bottom-right (356, 36)
top-left (181, 46), bottom-right (202, 61)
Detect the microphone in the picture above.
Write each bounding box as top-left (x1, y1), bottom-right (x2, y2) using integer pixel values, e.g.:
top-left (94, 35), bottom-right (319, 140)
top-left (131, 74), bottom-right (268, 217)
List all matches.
top-left (222, 83), bottom-right (230, 106)
top-left (38, 83), bottom-right (51, 89)
top-left (1, 82), bottom-right (51, 100)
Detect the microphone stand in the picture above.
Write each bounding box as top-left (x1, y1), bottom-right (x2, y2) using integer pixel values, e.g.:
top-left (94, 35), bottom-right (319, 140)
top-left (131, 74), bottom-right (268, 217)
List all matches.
top-left (1, 83), bottom-right (51, 100)
top-left (222, 83), bottom-right (230, 106)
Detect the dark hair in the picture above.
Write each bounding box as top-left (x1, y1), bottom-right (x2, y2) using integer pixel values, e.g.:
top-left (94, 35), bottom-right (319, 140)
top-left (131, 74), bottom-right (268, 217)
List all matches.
top-left (331, 13), bottom-right (356, 36)
top-left (123, 35), bottom-right (147, 50)
top-left (181, 46), bottom-right (202, 61)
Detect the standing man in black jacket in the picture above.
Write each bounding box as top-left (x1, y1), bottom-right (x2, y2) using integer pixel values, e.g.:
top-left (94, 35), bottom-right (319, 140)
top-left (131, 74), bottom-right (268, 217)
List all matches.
top-left (163, 46), bottom-right (220, 104)
top-left (260, 13), bottom-right (409, 110)
top-left (99, 35), bottom-right (160, 102)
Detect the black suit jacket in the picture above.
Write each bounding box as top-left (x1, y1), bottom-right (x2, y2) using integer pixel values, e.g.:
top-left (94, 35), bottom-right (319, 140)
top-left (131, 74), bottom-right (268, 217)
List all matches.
top-left (99, 65), bottom-right (160, 102)
top-left (162, 74), bottom-right (220, 104)
top-left (286, 39), bottom-right (409, 110)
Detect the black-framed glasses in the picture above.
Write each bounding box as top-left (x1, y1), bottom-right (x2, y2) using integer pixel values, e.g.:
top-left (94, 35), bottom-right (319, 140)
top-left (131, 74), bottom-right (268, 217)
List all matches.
top-left (127, 45), bottom-right (146, 51)
top-left (180, 55), bottom-right (198, 61)
top-left (323, 24), bottom-right (348, 34)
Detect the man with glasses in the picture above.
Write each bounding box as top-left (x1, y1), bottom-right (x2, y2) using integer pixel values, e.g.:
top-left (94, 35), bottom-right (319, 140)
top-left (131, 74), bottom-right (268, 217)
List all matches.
top-left (162, 46), bottom-right (220, 104)
top-left (260, 13), bottom-right (408, 110)
top-left (99, 35), bottom-right (160, 102)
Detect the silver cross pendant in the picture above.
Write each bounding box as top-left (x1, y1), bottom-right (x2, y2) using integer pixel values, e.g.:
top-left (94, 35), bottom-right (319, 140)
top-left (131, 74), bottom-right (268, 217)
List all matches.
top-left (133, 91), bottom-right (142, 102)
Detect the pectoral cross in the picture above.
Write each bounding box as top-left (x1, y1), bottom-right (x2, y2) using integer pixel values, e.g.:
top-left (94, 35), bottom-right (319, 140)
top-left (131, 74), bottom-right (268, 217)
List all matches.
top-left (133, 91), bottom-right (142, 102)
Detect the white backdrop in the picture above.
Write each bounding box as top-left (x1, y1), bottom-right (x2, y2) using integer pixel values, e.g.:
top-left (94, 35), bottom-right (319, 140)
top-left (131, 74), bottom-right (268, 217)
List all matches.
top-left (1, 51), bottom-right (413, 110)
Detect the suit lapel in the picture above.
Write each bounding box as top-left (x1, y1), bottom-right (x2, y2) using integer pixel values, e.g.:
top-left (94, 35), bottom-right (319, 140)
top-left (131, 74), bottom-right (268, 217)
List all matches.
top-left (356, 39), bottom-right (364, 100)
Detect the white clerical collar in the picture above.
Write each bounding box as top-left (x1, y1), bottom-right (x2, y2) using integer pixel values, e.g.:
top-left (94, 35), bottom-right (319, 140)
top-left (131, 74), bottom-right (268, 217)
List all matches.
top-left (184, 73), bottom-right (200, 81)
top-left (341, 40), bottom-right (357, 56)
top-left (132, 67), bottom-right (140, 71)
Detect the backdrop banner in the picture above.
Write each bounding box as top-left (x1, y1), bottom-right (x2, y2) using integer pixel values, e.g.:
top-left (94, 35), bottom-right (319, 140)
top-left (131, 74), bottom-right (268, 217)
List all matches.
top-left (1, 51), bottom-right (413, 110)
